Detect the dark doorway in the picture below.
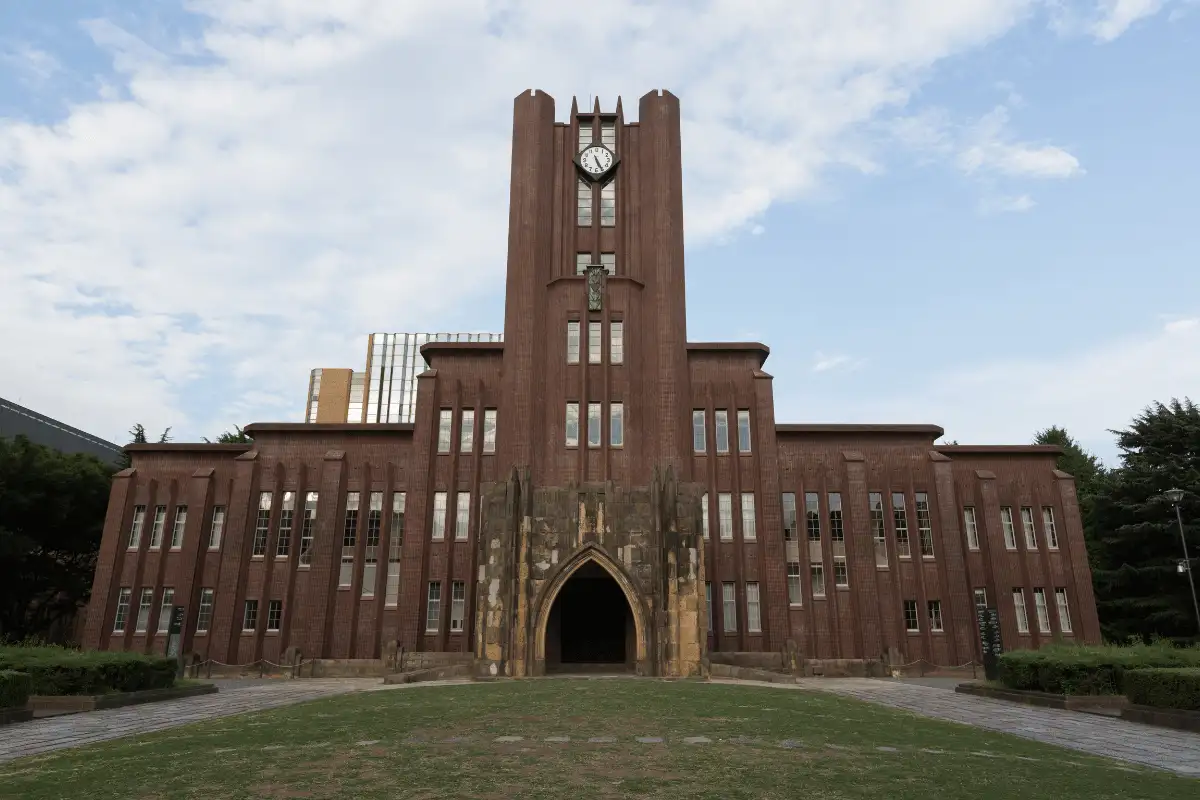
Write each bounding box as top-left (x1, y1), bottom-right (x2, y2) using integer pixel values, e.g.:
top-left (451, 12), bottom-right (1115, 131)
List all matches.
top-left (545, 561), bottom-right (635, 673)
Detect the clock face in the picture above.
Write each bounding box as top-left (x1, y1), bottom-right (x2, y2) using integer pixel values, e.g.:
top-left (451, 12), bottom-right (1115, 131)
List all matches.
top-left (579, 145), bottom-right (614, 177)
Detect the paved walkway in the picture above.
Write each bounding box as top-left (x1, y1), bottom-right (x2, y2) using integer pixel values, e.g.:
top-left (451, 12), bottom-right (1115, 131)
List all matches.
top-left (785, 678), bottom-right (1200, 776)
top-left (0, 679), bottom-right (376, 764)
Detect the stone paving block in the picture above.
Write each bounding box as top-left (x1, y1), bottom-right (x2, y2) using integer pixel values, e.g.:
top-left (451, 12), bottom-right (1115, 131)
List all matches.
top-left (588, 736), bottom-right (615, 743)
top-left (636, 736), bottom-right (663, 743)
top-left (683, 736), bottom-right (710, 744)
top-left (494, 736), bottom-right (523, 743)
top-left (544, 736), bottom-right (570, 743)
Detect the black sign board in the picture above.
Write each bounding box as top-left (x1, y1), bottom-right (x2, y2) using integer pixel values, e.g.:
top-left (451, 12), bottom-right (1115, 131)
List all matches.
top-left (165, 605), bottom-right (186, 660)
top-left (976, 607), bottom-right (1003, 681)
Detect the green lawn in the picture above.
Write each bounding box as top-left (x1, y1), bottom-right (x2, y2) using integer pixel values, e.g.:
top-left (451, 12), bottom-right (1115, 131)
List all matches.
top-left (0, 678), bottom-right (1191, 799)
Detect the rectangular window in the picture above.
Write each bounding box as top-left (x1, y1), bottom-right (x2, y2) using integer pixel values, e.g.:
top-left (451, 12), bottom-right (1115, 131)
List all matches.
top-left (579, 121), bottom-right (593, 150)
top-left (566, 321), bottom-right (581, 364)
top-left (833, 558), bottom-right (848, 587)
top-left (267, 600), bottom-right (282, 631)
top-left (892, 493), bottom-right (911, 558)
top-left (692, 410), bottom-right (706, 453)
top-left (450, 581), bottom-right (466, 632)
top-left (714, 410), bottom-right (730, 454)
top-left (787, 562), bottom-right (802, 605)
top-left (811, 564), bottom-right (826, 597)
top-left (1013, 588), bottom-right (1030, 633)
top-left (805, 493), bottom-right (821, 540)
top-left (718, 493), bottom-right (733, 540)
top-left (576, 254), bottom-right (590, 274)
top-left (276, 492), bottom-right (295, 557)
top-left (869, 492), bottom-right (887, 567)
top-left (1001, 507), bottom-right (1017, 550)
top-left (722, 582), bottom-right (737, 632)
top-left (460, 409), bottom-right (475, 453)
top-left (196, 588), bottom-right (214, 633)
top-left (432, 492), bottom-right (448, 540)
top-left (299, 492), bottom-right (318, 566)
top-left (386, 493), bottom-right (405, 606)
top-left (740, 493), bottom-right (756, 541)
top-left (782, 493), bottom-right (798, 541)
top-left (252, 492), bottom-right (271, 556)
top-left (928, 600), bottom-right (944, 632)
top-left (737, 410), bottom-right (751, 453)
top-left (128, 506), bottom-right (146, 549)
top-left (149, 505), bottom-right (167, 549)
top-left (915, 492), bottom-right (934, 557)
top-left (1055, 588), bottom-right (1072, 633)
top-left (170, 506), bottom-right (187, 549)
top-left (208, 506), bottom-right (225, 550)
top-left (610, 321), bottom-right (624, 364)
top-left (426, 582), bottom-right (441, 632)
top-left (963, 506), bottom-right (980, 550)
top-left (243, 599), bottom-right (258, 632)
top-left (577, 179), bottom-right (592, 226)
top-left (565, 403), bottom-right (580, 447)
top-left (600, 180), bottom-right (616, 226)
top-left (437, 410), bottom-right (453, 453)
top-left (904, 600), bottom-right (919, 632)
top-left (600, 252), bottom-right (616, 275)
top-left (610, 402), bottom-right (624, 447)
top-left (705, 582), bottom-right (712, 632)
top-left (974, 588), bottom-right (988, 611)
top-left (1034, 588), bottom-right (1051, 633)
top-left (362, 492), bottom-right (382, 596)
top-left (588, 322), bottom-right (602, 364)
top-left (587, 402), bottom-right (602, 448)
top-left (134, 587), bottom-right (153, 633)
top-left (113, 587), bottom-right (132, 632)
top-left (340, 492), bottom-right (359, 587)
top-left (1021, 506), bottom-right (1037, 549)
top-left (828, 493), bottom-right (844, 542)
top-left (157, 588), bottom-right (175, 634)
top-left (455, 492), bottom-right (471, 540)
top-left (700, 493), bottom-right (709, 538)
top-left (483, 409), bottom-right (497, 453)
top-left (746, 583), bottom-right (762, 633)
top-left (1043, 507), bottom-right (1059, 549)
top-left (601, 119), bottom-right (616, 150)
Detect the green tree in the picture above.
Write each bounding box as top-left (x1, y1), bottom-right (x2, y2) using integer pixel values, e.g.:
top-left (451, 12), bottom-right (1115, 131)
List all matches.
top-left (204, 425), bottom-right (252, 444)
top-left (1034, 425), bottom-right (1108, 565)
top-left (0, 435), bottom-right (115, 642)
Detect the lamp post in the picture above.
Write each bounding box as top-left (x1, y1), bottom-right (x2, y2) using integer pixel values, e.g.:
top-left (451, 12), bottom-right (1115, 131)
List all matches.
top-left (1164, 488), bottom-right (1200, 636)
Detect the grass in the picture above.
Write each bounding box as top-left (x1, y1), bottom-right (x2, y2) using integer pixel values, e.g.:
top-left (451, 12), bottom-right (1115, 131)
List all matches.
top-left (0, 678), bottom-right (1193, 799)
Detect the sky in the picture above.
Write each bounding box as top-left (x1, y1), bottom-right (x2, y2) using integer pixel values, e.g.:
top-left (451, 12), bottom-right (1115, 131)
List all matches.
top-left (1, 1), bottom-right (1197, 465)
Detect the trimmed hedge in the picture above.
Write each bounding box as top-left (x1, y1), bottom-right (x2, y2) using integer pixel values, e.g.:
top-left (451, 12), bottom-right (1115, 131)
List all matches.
top-left (997, 643), bottom-right (1200, 696)
top-left (0, 646), bottom-right (176, 697)
top-left (0, 670), bottom-right (32, 709)
top-left (1125, 668), bottom-right (1200, 711)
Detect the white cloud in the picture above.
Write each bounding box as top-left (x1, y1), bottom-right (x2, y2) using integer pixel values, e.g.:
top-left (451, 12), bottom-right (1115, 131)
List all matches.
top-left (957, 106), bottom-right (1084, 178)
top-left (0, 42), bottom-right (61, 84)
top-left (1090, 0), bottom-right (1165, 40)
top-left (812, 353), bottom-right (864, 373)
top-left (980, 193), bottom-right (1036, 213)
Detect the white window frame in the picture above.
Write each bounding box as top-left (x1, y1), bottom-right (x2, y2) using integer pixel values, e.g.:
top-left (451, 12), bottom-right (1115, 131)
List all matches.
top-left (718, 493), bottom-right (733, 541)
top-left (565, 402), bottom-right (580, 448)
top-left (566, 321), bottom-right (581, 364)
top-left (587, 402), bottom-right (602, 448)
top-left (714, 410), bottom-right (730, 454)
top-left (243, 599), bottom-right (258, 632)
top-left (455, 492), bottom-right (471, 541)
top-left (610, 321), bottom-right (624, 364)
top-left (700, 493), bottom-right (708, 538)
top-left (460, 409), bottom-right (475, 453)
top-left (426, 582), bottom-right (442, 633)
top-left (208, 506), bottom-right (226, 550)
top-left (450, 581), bottom-right (466, 632)
top-left (974, 587), bottom-right (988, 611)
top-left (170, 506), bottom-right (187, 549)
top-left (833, 557), bottom-right (849, 588)
top-left (1013, 588), bottom-right (1030, 634)
top-left (746, 582), bottom-right (762, 633)
top-left (904, 600), bottom-right (919, 632)
top-left (736, 410), bottom-right (751, 453)
top-left (135, 588), bottom-right (154, 633)
top-left (1043, 506), bottom-right (1059, 549)
top-left (828, 493), bottom-right (844, 542)
top-left (810, 563), bottom-right (826, 598)
top-left (787, 562), bottom-right (802, 606)
top-left (1034, 588), bottom-right (1051, 633)
top-left (276, 492), bottom-right (295, 558)
top-left (1001, 507), bottom-right (1017, 550)
top-left (483, 409), bottom-right (498, 453)
top-left (437, 409), bottom-right (453, 453)
top-left (432, 492), bottom-right (448, 541)
top-left (1021, 506), bottom-right (1037, 550)
top-left (740, 492), bottom-right (756, 541)
top-left (149, 505), bottom-right (167, 549)
top-left (928, 600), bottom-right (944, 632)
top-left (892, 493), bottom-right (910, 558)
top-left (298, 492), bottom-right (318, 566)
top-left (705, 582), bottom-right (712, 632)
top-left (588, 321), bottom-right (602, 364)
top-left (1055, 588), bottom-right (1072, 633)
top-left (963, 506), bottom-right (980, 550)
top-left (195, 588), bottom-right (214, 633)
top-left (128, 506), bottom-right (146, 549)
top-left (610, 402), bottom-right (624, 447)
top-left (692, 410), bottom-right (705, 453)
top-left (266, 599), bottom-right (283, 631)
top-left (915, 492), bottom-right (935, 558)
top-left (157, 588), bottom-right (175, 634)
top-left (252, 492), bottom-right (272, 557)
top-left (721, 582), bottom-right (737, 632)
top-left (113, 587), bottom-right (132, 632)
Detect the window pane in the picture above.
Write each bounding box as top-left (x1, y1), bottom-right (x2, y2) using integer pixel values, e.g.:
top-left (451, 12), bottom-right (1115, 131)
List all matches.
top-left (1001, 507), bottom-right (1017, 549)
top-left (460, 409), bottom-right (475, 453)
top-left (746, 583), bottom-right (761, 632)
top-left (915, 492), bottom-right (934, 557)
top-left (170, 506), bottom-right (187, 549)
top-left (451, 581), bottom-right (466, 632)
top-left (128, 506), bottom-right (146, 549)
top-left (904, 600), bottom-right (919, 632)
top-left (928, 600), bottom-right (943, 631)
top-left (135, 588), bottom-right (154, 632)
top-left (267, 600), bottom-right (283, 631)
top-left (1055, 588), bottom-right (1072, 633)
top-left (1034, 588), bottom-right (1051, 633)
top-left (692, 410), bottom-right (706, 453)
top-left (600, 252), bottom-right (616, 275)
top-left (196, 588), bottom-right (214, 633)
top-left (805, 493), bottom-right (820, 540)
top-left (483, 409), bottom-right (498, 453)
top-left (242, 599), bottom-right (258, 631)
top-left (833, 558), bottom-right (848, 587)
top-left (1021, 507), bottom-right (1037, 549)
top-left (299, 492), bottom-right (318, 566)
top-left (577, 180), bottom-right (592, 226)
top-left (149, 505), bottom-right (166, 548)
top-left (964, 506), bottom-right (979, 550)
top-left (1013, 589), bottom-right (1029, 633)
top-left (432, 492), bottom-right (447, 540)
top-left (587, 402), bottom-right (602, 448)
top-left (610, 402), bottom-right (624, 447)
top-left (737, 410), bottom-right (751, 453)
top-left (787, 562), bottom-right (802, 605)
top-left (714, 410), bottom-right (729, 453)
top-left (455, 492), bottom-right (471, 540)
top-left (782, 493), bottom-right (798, 541)
top-left (701, 493), bottom-right (709, 538)
top-left (740, 493), bottom-right (756, 540)
top-left (828, 493), bottom-right (844, 542)
top-left (157, 588), bottom-right (175, 633)
top-left (566, 321), bottom-right (581, 364)
top-left (426, 582), bottom-right (441, 632)
top-left (565, 403), bottom-right (580, 447)
top-left (869, 492), bottom-right (887, 567)
top-left (810, 564), bottom-right (825, 597)
top-left (209, 506), bottom-right (226, 549)
top-left (722, 582), bottom-right (736, 632)
top-left (1043, 507), bottom-right (1059, 549)
top-left (588, 322), bottom-right (602, 364)
top-left (113, 588), bottom-right (132, 632)
top-left (600, 180), bottom-right (616, 226)
top-left (610, 321), bottom-right (624, 363)
top-left (892, 493), bottom-right (910, 558)
top-left (437, 410), bottom-right (452, 453)
top-left (252, 493), bottom-right (271, 556)
top-left (718, 493), bottom-right (733, 540)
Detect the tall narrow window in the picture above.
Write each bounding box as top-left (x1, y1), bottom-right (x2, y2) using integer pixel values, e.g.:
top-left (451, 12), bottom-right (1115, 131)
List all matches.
top-left (963, 506), bottom-right (980, 550)
top-left (904, 600), bottom-right (919, 632)
top-left (455, 492), bottom-right (471, 540)
top-left (870, 492), bottom-right (888, 567)
top-left (805, 493), bottom-right (821, 540)
top-left (892, 493), bottom-right (911, 558)
top-left (692, 410), bottom-right (706, 453)
top-left (432, 492), bottom-right (447, 540)
top-left (1001, 507), bottom-right (1017, 550)
top-left (243, 599), bottom-right (258, 631)
top-left (135, 588), bottom-right (153, 633)
top-left (170, 506), bottom-right (187, 549)
top-left (718, 493), bottom-right (733, 540)
top-left (599, 252), bottom-right (617, 275)
top-left (340, 492), bottom-right (359, 587)
top-left (208, 506), bottom-right (225, 550)
top-left (737, 410), bottom-right (751, 453)
top-left (577, 179), bottom-right (593, 226)
top-left (610, 402), bottom-right (624, 447)
top-left (386, 493), bottom-right (405, 606)
top-left (276, 492), bottom-right (295, 557)
top-left (588, 322), bottom-right (602, 364)
top-left (157, 588), bottom-right (175, 634)
top-left (782, 493), bottom-right (798, 541)
top-left (362, 492), bottom-right (382, 596)
top-left (746, 583), bottom-right (762, 632)
top-left (811, 564), bottom-right (826, 597)
top-left (1013, 588), bottom-right (1030, 634)
top-left (450, 581), bottom-right (466, 632)
top-left (915, 492), bottom-right (934, 557)
top-left (267, 600), bottom-right (282, 631)
top-left (740, 493), bottom-right (756, 541)
top-left (437, 410), bottom-right (453, 453)
top-left (149, 506), bottom-right (167, 549)
top-left (974, 588), bottom-right (988, 611)
top-left (566, 321), bottom-right (581, 364)
top-left (928, 600), bottom-right (944, 632)
top-left (1042, 507), bottom-right (1059, 549)
top-left (600, 180), bottom-right (616, 226)
top-left (1033, 588), bottom-right (1051, 633)
top-left (833, 558), bottom-right (849, 587)
top-left (610, 321), bottom-right (624, 364)
top-left (706, 582), bottom-right (712, 632)
top-left (1055, 588), bottom-right (1072, 633)
top-left (113, 588), bottom-right (132, 632)
top-left (298, 492), bottom-right (318, 566)
top-left (426, 582), bottom-right (442, 632)
top-left (460, 409), bottom-right (475, 453)
top-left (195, 588), bottom-right (214, 633)
top-left (787, 563), bottom-right (802, 605)
top-left (128, 506), bottom-right (146, 549)
top-left (1021, 507), bottom-right (1037, 549)
top-left (601, 119), bottom-right (616, 149)
top-left (252, 493), bottom-right (272, 556)
top-left (483, 409), bottom-right (498, 453)
top-left (701, 493), bottom-right (709, 538)
top-left (714, 410), bottom-right (729, 454)
top-left (828, 493), bottom-right (844, 541)
top-left (722, 582), bottom-right (737, 632)
top-left (565, 403), bottom-right (580, 447)
top-left (587, 402), bottom-right (602, 448)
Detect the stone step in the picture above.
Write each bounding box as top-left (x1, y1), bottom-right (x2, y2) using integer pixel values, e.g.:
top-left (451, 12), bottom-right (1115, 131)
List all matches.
top-left (382, 665), bottom-right (474, 685)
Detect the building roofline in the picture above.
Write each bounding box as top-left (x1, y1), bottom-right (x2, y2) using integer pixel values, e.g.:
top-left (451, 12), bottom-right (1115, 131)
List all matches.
top-left (686, 342), bottom-right (770, 367)
top-left (1, 396), bottom-right (123, 455)
top-left (244, 423), bottom-right (415, 434)
top-left (776, 423), bottom-right (945, 437)
top-left (936, 444), bottom-right (1063, 456)
top-left (125, 443), bottom-right (252, 453)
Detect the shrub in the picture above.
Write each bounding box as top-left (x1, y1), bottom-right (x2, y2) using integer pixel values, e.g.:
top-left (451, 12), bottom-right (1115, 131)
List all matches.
top-left (0, 670), bottom-right (32, 709)
top-left (1124, 668), bottom-right (1200, 711)
top-left (0, 646), bottom-right (176, 696)
top-left (997, 642), bottom-right (1200, 696)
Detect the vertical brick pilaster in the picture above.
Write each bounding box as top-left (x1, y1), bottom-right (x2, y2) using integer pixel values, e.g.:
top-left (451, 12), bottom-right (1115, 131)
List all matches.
top-left (178, 468), bottom-right (214, 656)
top-left (211, 452), bottom-right (258, 663)
top-left (398, 370), bottom-right (438, 650)
top-left (293, 450), bottom-right (346, 659)
top-left (1056, 470), bottom-right (1102, 643)
top-left (82, 468), bottom-right (136, 650)
top-left (844, 453), bottom-right (881, 660)
top-left (751, 372), bottom-right (788, 651)
top-left (930, 453), bottom-right (972, 663)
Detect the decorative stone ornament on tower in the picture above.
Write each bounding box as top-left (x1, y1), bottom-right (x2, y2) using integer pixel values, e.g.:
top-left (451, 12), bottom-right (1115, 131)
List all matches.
top-left (586, 264), bottom-right (605, 311)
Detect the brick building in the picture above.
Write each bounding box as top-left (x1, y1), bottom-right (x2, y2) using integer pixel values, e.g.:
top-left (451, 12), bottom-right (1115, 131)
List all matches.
top-left (81, 90), bottom-right (1100, 677)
